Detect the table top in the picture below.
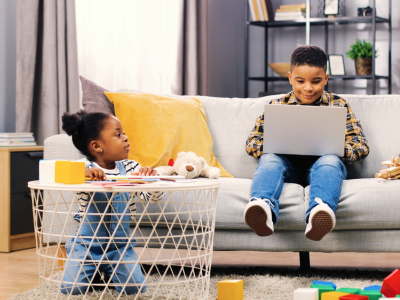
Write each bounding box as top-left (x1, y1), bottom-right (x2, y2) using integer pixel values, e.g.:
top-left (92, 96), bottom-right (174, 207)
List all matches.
top-left (28, 178), bottom-right (220, 192)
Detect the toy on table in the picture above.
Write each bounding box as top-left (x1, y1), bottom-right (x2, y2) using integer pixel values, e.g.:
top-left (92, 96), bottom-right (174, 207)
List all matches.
top-left (39, 160), bottom-right (85, 184)
top-left (155, 151), bottom-right (220, 179)
top-left (376, 156), bottom-right (400, 179)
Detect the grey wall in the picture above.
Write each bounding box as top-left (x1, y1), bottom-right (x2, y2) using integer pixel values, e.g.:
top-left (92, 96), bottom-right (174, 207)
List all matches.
top-left (0, 0), bottom-right (16, 132)
top-left (208, 0), bottom-right (400, 98)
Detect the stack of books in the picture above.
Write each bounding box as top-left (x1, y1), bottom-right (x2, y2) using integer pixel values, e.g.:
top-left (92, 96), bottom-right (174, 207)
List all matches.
top-left (0, 132), bottom-right (37, 147)
top-left (274, 3), bottom-right (310, 21)
top-left (248, 0), bottom-right (274, 22)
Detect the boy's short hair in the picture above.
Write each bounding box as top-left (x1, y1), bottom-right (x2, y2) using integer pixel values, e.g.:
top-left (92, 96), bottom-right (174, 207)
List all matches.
top-left (290, 45), bottom-right (328, 72)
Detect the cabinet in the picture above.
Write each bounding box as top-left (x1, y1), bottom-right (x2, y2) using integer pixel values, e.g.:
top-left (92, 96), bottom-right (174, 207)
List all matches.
top-left (0, 146), bottom-right (43, 252)
top-left (244, 0), bottom-right (392, 97)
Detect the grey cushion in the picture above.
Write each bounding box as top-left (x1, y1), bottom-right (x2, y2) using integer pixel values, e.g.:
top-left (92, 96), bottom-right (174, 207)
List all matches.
top-left (80, 76), bottom-right (115, 115)
top-left (305, 178), bottom-right (400, 230)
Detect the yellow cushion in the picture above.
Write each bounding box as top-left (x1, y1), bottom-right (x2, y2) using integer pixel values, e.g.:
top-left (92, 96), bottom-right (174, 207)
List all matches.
top-left (105, 92), bottom-right (233, 177)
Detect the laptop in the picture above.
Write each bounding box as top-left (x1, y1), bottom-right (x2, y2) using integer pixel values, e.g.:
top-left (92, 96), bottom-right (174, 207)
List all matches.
top-left (263, 104), bottom-right (347, 157)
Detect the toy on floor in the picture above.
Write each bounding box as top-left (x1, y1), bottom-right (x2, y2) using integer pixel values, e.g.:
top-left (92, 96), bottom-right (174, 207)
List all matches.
top-left (381, 269), bottom-right (400, 297)
top-left (376, 156), bottom-right (400, 179)
top-left (155, 151), bottom-right (220, 179)
top-left (217, 279), bottom-right (244, 300)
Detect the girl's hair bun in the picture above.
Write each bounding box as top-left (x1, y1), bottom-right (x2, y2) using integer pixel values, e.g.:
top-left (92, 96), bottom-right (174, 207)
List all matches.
top-left (61, 109), bottom-right (87, 137)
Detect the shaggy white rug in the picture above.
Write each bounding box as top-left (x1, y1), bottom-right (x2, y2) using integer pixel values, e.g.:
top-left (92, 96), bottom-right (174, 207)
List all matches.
top-left (8, 268), bottom-right (388, 300)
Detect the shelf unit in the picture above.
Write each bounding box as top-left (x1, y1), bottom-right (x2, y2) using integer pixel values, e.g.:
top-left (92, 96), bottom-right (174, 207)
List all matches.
top-left (244, 0), bottom-right (392, 97)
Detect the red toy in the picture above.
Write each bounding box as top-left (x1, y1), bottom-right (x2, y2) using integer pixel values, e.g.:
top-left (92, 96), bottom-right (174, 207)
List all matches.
top-left (381, 269), bottom-right (400, 297)
top-left (339, 295), bottom-right (368, 300)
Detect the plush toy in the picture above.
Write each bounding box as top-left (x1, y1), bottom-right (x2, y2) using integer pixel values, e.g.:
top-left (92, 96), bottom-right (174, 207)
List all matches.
top-left (155, 151), bottom-right (220, 179)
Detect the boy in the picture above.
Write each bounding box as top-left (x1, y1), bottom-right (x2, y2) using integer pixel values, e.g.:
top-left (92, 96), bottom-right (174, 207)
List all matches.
top-left (244, 45), bottom-right (369, 241)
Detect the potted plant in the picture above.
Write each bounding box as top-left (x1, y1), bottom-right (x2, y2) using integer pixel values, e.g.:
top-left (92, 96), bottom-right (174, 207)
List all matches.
top-left (346, 39), bottom-right (378, 75)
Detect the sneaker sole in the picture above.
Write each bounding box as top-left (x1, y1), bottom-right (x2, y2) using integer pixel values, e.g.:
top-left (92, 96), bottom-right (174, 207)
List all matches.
top-left (244, 205), bottom-right (273, 237)
top-left (305, 211), bottom-right (334, 241)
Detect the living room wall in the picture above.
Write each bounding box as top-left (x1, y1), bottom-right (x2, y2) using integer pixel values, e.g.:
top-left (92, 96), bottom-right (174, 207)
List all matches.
top-left (1, 0), bottom-right (399, 131)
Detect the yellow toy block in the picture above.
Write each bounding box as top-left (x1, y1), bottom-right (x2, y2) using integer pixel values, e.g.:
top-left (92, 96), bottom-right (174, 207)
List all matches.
top-left (55, 161), bottom-right (85, 184)
top-left (321, 291), bottom-right (350, 300)
top-left (218, 279), bottom-right (244, 300)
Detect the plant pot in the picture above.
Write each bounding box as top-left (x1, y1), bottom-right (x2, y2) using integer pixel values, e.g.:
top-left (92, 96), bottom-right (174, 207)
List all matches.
top-left (354, 57), bottom-right (372, 75)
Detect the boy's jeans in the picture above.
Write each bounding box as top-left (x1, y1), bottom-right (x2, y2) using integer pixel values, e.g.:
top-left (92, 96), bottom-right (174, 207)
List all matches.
top-left (251, 153), bottom-right (347, 223)
top-left (61, 161), bottom-right (146, 295)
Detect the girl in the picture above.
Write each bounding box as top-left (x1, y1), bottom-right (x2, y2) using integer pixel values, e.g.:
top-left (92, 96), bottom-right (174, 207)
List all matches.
top-left (60, 110), bottom-right (163, 295)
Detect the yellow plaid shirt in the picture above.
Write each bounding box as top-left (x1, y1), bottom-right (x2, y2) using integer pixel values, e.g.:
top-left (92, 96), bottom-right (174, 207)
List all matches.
top-left (245, 91), bottom-right (370, 164)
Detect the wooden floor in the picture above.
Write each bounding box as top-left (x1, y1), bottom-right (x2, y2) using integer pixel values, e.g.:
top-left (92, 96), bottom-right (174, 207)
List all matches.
top-left (1, 247), bottom-right (399, 300)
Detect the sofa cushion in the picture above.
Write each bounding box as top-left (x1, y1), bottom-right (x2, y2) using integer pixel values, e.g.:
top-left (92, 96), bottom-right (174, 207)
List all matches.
top-left (80, 76), bottom-right (115, 115)
top-left (104, 92), bottom-right (233, 177)
top-left (340, 94), bottom-right (400, 179)
top-left (136, 178), bottom-right (306, 231)
top-left (305, 178), bottom-right (400, 230)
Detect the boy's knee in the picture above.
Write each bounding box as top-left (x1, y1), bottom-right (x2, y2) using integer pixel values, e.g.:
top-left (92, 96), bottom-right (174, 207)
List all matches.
top-left (259, 153), bottom-right (284, 166)
top-left (60, 284), bottom-right (88, 295)
top-left (116, 284), bottom-right (147, 295)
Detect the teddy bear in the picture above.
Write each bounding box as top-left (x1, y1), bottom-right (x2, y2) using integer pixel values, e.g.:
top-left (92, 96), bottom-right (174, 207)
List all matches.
top-left (155, 151), bottom-right (220, 179)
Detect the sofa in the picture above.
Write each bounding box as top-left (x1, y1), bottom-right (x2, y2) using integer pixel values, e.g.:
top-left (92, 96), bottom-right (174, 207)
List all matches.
top-left (44, 92), bottom-right (400, 269)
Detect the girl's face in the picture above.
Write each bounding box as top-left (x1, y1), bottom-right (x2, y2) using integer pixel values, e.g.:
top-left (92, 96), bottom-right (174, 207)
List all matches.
top-left (94, 116), bottom-right (130, 168)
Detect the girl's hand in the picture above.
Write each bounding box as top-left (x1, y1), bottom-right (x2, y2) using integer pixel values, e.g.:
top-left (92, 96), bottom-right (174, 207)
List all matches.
top-left (132, 167), bottom-right (158, 176)
top-left (85, 167), bottom-right (106, 181)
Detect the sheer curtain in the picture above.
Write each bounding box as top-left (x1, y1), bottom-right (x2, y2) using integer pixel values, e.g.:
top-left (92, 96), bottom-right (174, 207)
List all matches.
top-left (75, 0), bottom-right (187, 95)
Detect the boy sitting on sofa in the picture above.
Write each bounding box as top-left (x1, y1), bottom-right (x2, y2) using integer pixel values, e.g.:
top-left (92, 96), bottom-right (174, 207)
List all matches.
top-left (244, 45), bottom-right (369, 241)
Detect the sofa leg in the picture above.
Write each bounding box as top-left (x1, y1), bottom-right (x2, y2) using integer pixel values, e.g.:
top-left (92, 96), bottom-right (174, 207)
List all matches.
top-left (299, 252), bottom-right (310, 272)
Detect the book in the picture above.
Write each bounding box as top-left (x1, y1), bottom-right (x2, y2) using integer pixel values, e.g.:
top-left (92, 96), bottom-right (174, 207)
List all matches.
top-left (256, 0), bottom-right (265, 21)
top-left (279, 3), bottom-right (306, 9)
top-left (252, 0), bottom-right (261, 21)
top-left (0, 141), bottom-right (37, 147)
top-left (248, 0), bottom-right (256, 21)
top-left (275, 11), bottom-right (306, 17)
top-left (274, 15), bottom-right (305, 21)
top-left (276, 7), bottom-right (307, 12)
top-left (0, 137), bottom-right (35, 142)
top-left (0, 132), bottom-right (34, 138)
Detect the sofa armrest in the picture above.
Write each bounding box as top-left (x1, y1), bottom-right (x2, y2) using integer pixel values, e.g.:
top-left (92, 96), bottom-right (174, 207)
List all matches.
top-left (44, 134), bottom-right (84, 160)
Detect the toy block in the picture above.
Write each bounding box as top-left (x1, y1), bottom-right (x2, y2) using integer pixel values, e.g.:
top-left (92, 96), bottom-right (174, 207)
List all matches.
top-left (55, 161), bottom-right (85, 184)
top-left (294, 288), bottom-right (319, 300)
top-left (39, 159), bottom-right (56, 183)
top-left (397, 295), bottom-right (400, 298)
top-left (313, 281), bottom-right (337, 290)
top-left (339, 295), bottom-right (368, 300)
top-left (364, 285), bottom-right (382, 291)
top-left (217, 279), bottom-right (244, 300)
top-left (321, 291), bottom-right (349, 300)
top-left (311, 284), bottom-right (335, 300)
top-left (381, 269), bottom-right (400, 297)
top-left (337, 288), bottom-right (361, 294)
top-left (359, 290), bottom-right (382, 300)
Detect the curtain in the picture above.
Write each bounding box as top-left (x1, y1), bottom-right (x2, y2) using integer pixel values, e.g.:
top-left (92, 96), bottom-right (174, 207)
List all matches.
top-left (76, 0), bottom-right (208, 96)
top-left (16, 0), bottom-right (79, 145)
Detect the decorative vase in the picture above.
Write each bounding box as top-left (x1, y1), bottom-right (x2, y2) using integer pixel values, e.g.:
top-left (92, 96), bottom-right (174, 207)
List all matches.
top-left (354, 57), bottom-right (372, 75)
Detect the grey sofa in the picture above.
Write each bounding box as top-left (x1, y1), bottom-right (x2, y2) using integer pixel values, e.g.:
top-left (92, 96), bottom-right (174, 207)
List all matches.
top-left (44, 93), bottom-right (400, 270)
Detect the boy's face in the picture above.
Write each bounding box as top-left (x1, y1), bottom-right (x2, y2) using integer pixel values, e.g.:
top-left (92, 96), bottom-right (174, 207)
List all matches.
top-left (288, 65), bottom-right (329, 104)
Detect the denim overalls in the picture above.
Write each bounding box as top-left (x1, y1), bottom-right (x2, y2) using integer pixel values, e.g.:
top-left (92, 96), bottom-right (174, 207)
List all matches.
top-left (61, 161), bottom-right (146, 295)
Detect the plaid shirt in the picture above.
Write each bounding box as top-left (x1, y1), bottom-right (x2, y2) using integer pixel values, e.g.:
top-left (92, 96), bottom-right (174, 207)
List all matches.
top-left (245, 91), bottom-right (369, 164)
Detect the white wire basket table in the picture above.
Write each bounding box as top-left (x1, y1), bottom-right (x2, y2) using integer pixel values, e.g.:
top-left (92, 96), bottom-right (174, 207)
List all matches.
top-left (28, 179), bottom-right (220, 300)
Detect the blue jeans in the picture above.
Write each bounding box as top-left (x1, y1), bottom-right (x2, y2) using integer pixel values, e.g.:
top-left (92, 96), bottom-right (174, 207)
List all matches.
top-left (61, 161), bottom-right (146, 295)
top-left (251, 153), bottom-right (347, 223)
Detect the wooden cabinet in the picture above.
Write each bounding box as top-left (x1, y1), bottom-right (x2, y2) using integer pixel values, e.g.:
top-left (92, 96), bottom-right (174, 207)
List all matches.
top-left (0, 146), bottom-right (43, 252)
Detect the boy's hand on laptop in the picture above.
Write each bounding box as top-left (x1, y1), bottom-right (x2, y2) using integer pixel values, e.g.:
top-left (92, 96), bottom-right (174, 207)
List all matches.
top-left (86, 168), bottom-right (106, 181)
top-left (132, 167), bottom-right (158, 176)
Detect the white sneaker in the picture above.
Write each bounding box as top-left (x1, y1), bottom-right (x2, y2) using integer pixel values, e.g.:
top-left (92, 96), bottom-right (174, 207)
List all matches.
top-left (305, 197), bottom-right (336, 241)
top-left (244, 198), bottom-right (274, 236)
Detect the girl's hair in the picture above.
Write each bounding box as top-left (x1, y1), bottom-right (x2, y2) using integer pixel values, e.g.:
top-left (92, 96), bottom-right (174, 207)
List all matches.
top-left (61, 110), bottom-right (110, 161)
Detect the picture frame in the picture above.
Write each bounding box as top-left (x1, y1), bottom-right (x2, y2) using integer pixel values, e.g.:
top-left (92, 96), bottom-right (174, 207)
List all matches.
top-left (328, 55), bottom-right (345, 76)
top-left (324, 0), bottom-right (339, 16)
